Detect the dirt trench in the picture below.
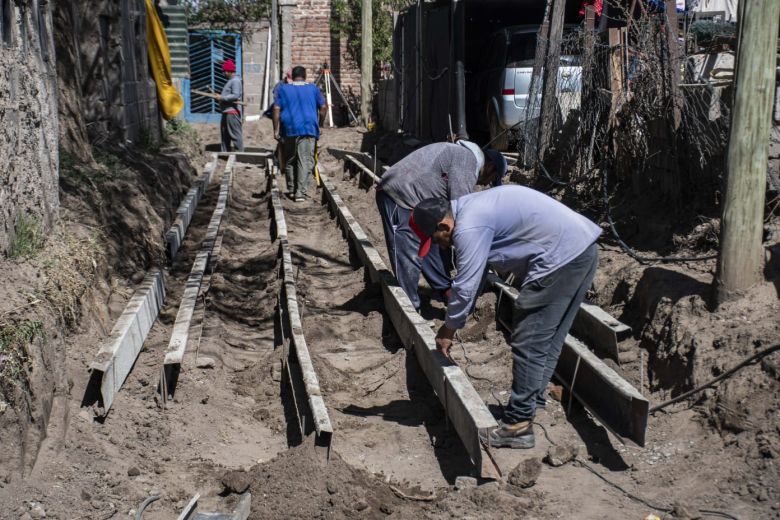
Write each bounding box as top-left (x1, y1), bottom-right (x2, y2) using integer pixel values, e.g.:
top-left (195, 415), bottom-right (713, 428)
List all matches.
top-left (314, 127), bottom-right (779, 519)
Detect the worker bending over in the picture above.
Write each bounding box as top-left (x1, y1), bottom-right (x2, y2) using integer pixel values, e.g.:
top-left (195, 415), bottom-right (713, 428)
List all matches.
top-left (216, 59), bottom-right (243, 152)
top-left (410, 186), bottom-right (601, 448)
top-left (272, 66), bottom-right (328, 202)
top-left (376, 141), bottom-right (507, 311)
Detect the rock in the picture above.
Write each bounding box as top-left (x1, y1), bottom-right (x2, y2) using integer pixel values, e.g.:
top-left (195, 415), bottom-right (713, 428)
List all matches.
top-left (670, 502), bottom-right (700, 519)
top-left (154, 465), bottom-right (163, 475)
top-left (354, 500), bottom-right (369, 512)
top-left (271, 362), bottom-right (282, 382)
top-left (326, 480), bottom-right (339, 495)
top-left (80, 489), bottom-right (92, 501)
top-left (0, 400), bottom-right (7, 413)
top-left (380, 503), bottom-right (394, 515)
top-left (19, 513), bottom-right (33, 520)
top-left (127, 467), bottom-right (141, 477)
top-left (196, 357), bottom-right (216, 369)
top-left (221, 470), bottom-right (252, 494)
top-left (201, 395), bottom-right (210, 405)
top-left (508, 458), bottom-right (542, 489)
top-left (130, 271), bottom-right (146, 284)
top-left (454, 476), bottom-right (478, 490)
top-left (544, 444), bottom-right (578, 467)
top-left (29, 503), bottom-right (46, 519)
top-left (757, 488), bottom-right (769, 502)
top-left (316, 257), bottom-right (330, 267)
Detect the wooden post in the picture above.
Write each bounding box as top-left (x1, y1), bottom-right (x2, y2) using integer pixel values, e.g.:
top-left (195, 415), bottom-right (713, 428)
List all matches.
top-left (665, 0), bottom-right (682, 130)
top-left (537, 0), bottom-right (566, 159)
top-left (582, 6), bottom-right (595, 101)
top-left (361, 0), bottom-right (373, 125)
top-left (715, 0), bottom-right (780, 305)
top-left (608, 28), bottom-right (624, 123)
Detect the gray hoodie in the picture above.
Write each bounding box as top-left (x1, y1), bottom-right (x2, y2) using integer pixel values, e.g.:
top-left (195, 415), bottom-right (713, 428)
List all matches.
top-left (220, 76), bottom-right (243, 113)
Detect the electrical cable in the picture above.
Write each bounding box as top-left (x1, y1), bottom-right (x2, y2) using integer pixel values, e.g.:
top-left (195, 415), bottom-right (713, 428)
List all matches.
top-left (649, 343), bottom-right (780, 413)
top-left (534, 421), bottom-right (740, 520)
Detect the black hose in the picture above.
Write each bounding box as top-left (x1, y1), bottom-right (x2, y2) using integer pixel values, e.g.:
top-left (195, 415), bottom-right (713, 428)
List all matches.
top-left (135, 495), bottom-right (160, 520)
top-left (649, 343), bottom-right (780, 413)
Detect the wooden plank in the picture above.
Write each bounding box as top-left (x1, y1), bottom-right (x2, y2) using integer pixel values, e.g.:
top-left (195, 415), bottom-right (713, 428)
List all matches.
top-left (319, 174), bottom-right (501, 479)
top-left (87, 269), bottom-right (166, 416)
top-left (488, 274), bottom-right (648, 447)
top-left (344, 155), bottom-right (382, 186)
top-left (269, 171), bottom-right (334, 440)
top-left (571, 302), bottom-right (632, 362)
top-left (163, 251), bottom-right (209, 366)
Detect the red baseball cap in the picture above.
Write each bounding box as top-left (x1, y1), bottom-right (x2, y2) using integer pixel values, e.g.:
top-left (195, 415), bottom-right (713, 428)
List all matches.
top-left (222, 59), bottom-right (236, 73)
top-left (409, 198), bottom-right (450, 258)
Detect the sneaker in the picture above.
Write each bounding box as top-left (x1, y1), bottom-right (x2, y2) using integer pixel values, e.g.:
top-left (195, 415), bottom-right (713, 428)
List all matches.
top-left (294, 197), bottom-right (305, 203)
top-left (481, 420), bottom-right (535, 449)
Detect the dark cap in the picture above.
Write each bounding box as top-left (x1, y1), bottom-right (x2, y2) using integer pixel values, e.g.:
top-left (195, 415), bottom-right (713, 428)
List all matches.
top-left (483, 149), bottom-right (508, 186)
top-left (409, 198), bottom-right (450, 257)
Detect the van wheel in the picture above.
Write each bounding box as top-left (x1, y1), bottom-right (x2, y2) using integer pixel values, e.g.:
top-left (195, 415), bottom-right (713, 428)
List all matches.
top-left (488, 107), bottom-right (508, 151)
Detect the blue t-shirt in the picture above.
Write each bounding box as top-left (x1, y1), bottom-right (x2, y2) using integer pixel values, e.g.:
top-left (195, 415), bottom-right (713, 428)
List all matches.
top-left (274, 82), bottom-right (326, 138)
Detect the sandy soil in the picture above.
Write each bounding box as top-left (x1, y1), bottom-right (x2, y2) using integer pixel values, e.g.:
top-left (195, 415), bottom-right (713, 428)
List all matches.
top-left (1, 120), bottom-right (777, 519)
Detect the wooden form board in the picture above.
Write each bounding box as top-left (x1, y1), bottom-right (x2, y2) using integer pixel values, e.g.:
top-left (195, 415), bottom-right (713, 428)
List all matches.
top-left (488, 274), bottom-right (648, 446)
top-left (319, 174), bottom-right (501, 479)
top-left (165, 156), bottom-right (234, 370)
top-left (269, 165), bottom-right (333, 440)
top-left (166, 154), bottom-right (218, 260)
top-left (88, 269), bottom-right (166, 416)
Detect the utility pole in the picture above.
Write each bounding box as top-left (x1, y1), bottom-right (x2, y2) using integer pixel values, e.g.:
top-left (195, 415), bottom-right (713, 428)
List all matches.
top-left (361, 0), bottom-right (373, 125)
top-left (715, 0), bottom-right (780, 305)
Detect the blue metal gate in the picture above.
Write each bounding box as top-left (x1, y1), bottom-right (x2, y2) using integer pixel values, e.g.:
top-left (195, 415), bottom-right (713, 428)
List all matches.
top-left (183, 30), bottom-right (242, 123)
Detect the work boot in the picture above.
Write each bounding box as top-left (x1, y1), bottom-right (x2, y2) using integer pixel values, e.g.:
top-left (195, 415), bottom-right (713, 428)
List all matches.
top-left (481, 420), bottom-right (535, 449)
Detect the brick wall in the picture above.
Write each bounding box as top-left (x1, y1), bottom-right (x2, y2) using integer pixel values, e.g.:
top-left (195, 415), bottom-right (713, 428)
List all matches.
top-left (290, 0), bottom-right (360, 103)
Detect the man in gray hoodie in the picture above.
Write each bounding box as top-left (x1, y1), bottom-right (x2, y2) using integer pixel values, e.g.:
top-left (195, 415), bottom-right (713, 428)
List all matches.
top-left (376, 141), bottom-right (507, 311)
top-left (216, 59), bottom-right (243, 152)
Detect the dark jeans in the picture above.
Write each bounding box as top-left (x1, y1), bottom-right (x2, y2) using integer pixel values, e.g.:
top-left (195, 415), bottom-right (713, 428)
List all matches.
top-left (375, 190), bottom-right (451, 310)
top-left (504, 243), bottom-right (598, 424)
top-left (220, 113), bottom-right (243, 152)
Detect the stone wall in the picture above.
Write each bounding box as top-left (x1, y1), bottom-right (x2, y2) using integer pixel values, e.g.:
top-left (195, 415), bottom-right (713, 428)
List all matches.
top-left (53, 0), bottom-right (161, 151)
top-left (0, 0), bottom-right (60, 254)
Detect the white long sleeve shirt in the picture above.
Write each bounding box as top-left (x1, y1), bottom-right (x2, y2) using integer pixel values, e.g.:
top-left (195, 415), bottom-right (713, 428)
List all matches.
top-left (445, 185), bottom-right (602, 329)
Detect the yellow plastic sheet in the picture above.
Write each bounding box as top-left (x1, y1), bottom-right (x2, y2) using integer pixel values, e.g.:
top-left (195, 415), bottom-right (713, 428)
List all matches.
top-left (146, 0), bottom-right (184, 120)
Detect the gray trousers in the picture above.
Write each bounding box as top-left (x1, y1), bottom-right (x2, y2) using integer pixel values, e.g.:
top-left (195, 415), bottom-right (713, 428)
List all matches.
top-left (220, 113), bottom-right (243, 152)
top-left (505, 243), bottom-right (598, 423)
top-left (282, 136), bottom-right (316, 198)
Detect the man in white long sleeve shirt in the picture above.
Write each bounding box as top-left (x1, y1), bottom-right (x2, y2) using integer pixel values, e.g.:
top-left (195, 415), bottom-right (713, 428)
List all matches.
top-left (410, 186), bottom-right (601, 448)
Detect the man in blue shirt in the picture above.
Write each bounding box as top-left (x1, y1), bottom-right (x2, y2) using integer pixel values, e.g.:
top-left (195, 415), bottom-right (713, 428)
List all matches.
top-left (410, 186), bottom-right (601, 449)
top-left (272, 66), bottom-right (328, 202)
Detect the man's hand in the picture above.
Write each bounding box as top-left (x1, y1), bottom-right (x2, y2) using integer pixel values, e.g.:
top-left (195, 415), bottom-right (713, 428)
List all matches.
top-left (435, 324), bottom-right (457, 361)
top-left (215, 94), bottom-right (222, 101)
top-left (274, 132), bottom-right (281, 141)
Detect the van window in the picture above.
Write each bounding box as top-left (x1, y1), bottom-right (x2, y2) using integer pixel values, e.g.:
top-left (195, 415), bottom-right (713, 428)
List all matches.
top-left (506, 33), bottom-right (536, 68)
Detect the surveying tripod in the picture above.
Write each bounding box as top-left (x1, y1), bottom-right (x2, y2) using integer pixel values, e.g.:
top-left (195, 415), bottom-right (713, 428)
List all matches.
top-left (313, 63), bottom-right (360, 127)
